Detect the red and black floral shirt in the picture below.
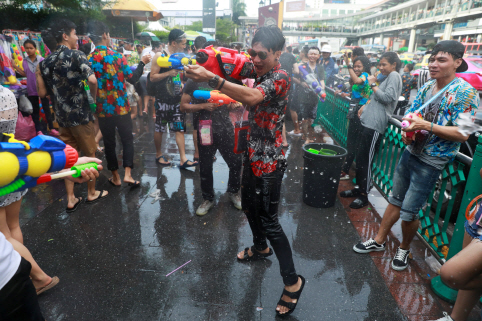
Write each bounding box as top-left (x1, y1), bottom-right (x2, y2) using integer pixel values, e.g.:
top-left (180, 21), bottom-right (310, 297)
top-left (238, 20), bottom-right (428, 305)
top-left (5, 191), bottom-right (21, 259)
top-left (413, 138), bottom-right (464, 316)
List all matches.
top-left (247, 64), bottom-right (290, 177)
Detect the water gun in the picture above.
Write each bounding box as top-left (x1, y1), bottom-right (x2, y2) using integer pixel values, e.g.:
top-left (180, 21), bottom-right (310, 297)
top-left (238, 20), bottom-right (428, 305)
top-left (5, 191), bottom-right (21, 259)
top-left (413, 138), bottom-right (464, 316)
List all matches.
top-left (193, 90), bottom-right (238, 106)
top-left (401, 113), bottom-right (428, 139)
top-left (157, 53), bottom-right (196, 70)
top-left (0, 43), bottom-right (17, 84)
top-left (10, 43), bottom-right (24, 72)
top-left (0, 135), bottom-right (98, 197)
top-left (195, 46), bottom-right (254, 81)
top-left (298, 65), bottom-right (326, 102)
top-left (21, 45), bottom-right (26, 57)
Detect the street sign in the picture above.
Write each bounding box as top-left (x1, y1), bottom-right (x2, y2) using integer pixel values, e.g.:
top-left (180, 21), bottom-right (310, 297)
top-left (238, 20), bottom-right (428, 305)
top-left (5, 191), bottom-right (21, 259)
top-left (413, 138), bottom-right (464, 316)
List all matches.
top-left (203, 0), bottom-right (216, 35)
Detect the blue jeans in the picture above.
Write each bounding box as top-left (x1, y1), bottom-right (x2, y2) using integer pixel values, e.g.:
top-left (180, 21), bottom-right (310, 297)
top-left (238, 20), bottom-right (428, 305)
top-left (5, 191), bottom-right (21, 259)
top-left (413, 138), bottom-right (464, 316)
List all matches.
top-left (388, 150), bottom-right (442, 222)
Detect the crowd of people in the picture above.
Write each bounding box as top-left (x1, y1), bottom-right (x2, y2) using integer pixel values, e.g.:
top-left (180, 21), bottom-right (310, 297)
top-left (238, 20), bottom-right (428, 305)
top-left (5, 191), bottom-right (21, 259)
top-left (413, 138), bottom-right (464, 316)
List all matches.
top-left (0, 18), bottom-right (480, 321)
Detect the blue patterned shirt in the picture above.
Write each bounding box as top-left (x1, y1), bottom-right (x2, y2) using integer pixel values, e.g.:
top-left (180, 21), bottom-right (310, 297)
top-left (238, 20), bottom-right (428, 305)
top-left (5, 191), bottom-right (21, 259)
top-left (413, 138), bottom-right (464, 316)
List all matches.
top-left (406, 77), bottom-right (479, 161)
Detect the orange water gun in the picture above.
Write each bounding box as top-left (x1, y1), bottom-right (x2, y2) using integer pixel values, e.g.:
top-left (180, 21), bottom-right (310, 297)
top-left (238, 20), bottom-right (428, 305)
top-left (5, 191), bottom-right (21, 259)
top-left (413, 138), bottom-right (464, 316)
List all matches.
top-left (193, 90), bottom-right (238, 106)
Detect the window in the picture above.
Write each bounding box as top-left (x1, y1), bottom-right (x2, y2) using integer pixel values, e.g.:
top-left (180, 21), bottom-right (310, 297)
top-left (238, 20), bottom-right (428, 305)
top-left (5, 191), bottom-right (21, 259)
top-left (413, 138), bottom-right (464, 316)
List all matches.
top-left (322, 9), bottom-right (329, 15)
top-left (348, 10), bottom-right (354, 13)
top-left (339, 9), bottom-right (346, 15)
top-left (331, 9), bottom-right (337, 15)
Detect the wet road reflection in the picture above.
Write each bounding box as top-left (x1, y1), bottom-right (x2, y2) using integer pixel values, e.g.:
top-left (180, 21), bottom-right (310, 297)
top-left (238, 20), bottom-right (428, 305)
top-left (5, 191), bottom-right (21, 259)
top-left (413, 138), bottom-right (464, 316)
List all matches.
top-left (19, 119), bottom-right (406, 320)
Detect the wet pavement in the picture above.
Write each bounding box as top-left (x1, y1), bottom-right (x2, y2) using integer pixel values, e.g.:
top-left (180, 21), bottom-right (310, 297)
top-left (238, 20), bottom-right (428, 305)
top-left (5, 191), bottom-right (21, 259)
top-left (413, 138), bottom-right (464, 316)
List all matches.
top-left (18, 117), bottom-right (469, 321)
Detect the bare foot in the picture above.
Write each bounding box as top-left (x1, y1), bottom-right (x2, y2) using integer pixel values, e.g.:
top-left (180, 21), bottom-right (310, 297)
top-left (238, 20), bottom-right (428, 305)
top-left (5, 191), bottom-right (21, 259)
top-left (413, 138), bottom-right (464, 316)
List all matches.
top-left (276, 277), bottom-right (302, 315)
top-left (237, 247), bottom-right (270, 259)
top-left (109, 177), bottom-right (122, 186)
top-left (67, 197), bottom-right (82, 209)
top-left (87, 190), bottom-right (109, 202)
top-left (32, 275), bottom-right (52, 290)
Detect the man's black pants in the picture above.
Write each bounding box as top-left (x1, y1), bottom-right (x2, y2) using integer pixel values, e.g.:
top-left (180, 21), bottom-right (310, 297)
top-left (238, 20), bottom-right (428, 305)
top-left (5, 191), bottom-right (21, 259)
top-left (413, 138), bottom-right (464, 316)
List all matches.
top-left (0, 258), bottom-right (44, 321)
top-left (342, 115), bottom-right (364, 174)
top-left (354, 126), bottom-right (382, 195)
top-left (241, 164), bottom-right (298, 286)
top-left (198, 127), bottom-right (242, 201)
top-left (27, 95), bottom-right (54, 132)
top-left (98, 114), bottom-right (134, 171)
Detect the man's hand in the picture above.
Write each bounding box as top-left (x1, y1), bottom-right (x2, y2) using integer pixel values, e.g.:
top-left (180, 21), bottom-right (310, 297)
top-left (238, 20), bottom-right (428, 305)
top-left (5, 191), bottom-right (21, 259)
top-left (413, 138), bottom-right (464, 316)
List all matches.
top-left (64, 157), bottom-right (103, 184)
top-left (141, 54), bottom-right (152, 64)
top-left (367, 75), bottom-right (377, 84)
top-left (401, 113), bottom-right (429, 132)
top-left (302, 82), bottom-right (309, 89)
top-left (358, 105), bottom-right (365, 118)
top-left (184, 65), bottom-right (215, 82)
top-left (343, 53), bottom-right (350, 66)
top-left (203, 103), bottom-right (220, 112)
top-left (169, 69), bottom-right (179, 77)
top-left (227, 102), bottom-right (242, 111)
top-left (401, 132), bottom-right (414, 145)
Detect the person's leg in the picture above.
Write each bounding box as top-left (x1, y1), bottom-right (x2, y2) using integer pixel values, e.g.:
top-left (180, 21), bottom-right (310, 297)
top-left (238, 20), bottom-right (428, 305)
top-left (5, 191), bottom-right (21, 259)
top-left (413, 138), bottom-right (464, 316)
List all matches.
top-left (216, 130), bottom-right (242, 195)
top-left (0, 206), bottom-right (52, 290)
top-left (27, 96), bottom-right (41, 133)
top-left (5, 199), bottom-right (23, 244)
top-left (116, 114), bottom-right (137, 184)
top-left (40, 97), bottom-right (55, 131)
top-left (355, 127), bottom-right (381, 195)
top-left (441, 233), bottom-right (482, 320)
top-left (171, 105), bottom-right (196, 165)
top-left (94, 117), bottom-right (103, 152)
top-left (58, 127), bottom-right (81, 209)
top-left (98, 117), bottom-right (121, 185)
top-left (0, 258), bottom-right (45, 321)
top-left (290, 109), bottom-right (301, 134)
top-left (373, 204), bottom-right (402, 244)
top-left (193, 130), bottom-right (199, 160)
top-left (282, 123), bottom-right (288, 147)
top-left (341, 116), bottom-right (362, 174)
top-left (198, 139), bottom-right (216, 201)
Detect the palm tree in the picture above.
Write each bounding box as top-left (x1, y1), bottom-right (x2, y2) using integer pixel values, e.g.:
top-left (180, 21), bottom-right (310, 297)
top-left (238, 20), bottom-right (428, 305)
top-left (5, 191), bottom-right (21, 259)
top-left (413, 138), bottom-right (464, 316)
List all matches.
top-left (232, 0), bottom-right (247, 25)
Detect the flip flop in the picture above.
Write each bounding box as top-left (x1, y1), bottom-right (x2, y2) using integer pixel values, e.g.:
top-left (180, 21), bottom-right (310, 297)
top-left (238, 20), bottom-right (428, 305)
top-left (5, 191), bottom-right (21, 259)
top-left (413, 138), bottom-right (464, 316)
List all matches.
top-left (85, 190), bottom-right (108, 204)
top-left (127, 181), bottom-right (141, 188)
top-left (288, 130), bottom-right (302, 136)
top-left (36, 276), bottom-right (59, 295)
top-left (97, 146), bottom-right (104, 153)
top-left (108, 178), bottom-right (121, 187)
top-left (179, 160), bottom-right (199, 169)
top-left (66, 197), bottom-right (83, 213)
top-left (156, 155), bottom-right (171, 166)
top-left (282, 144), bottom-right (289, 148)
top-left (193, 157), bottom-right (199, 162)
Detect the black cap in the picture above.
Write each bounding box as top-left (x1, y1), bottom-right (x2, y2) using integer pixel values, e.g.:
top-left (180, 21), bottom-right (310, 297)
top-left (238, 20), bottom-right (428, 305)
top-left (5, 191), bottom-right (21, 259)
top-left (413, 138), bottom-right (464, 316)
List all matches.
top-left (431, 40), bottom-right (468, 72)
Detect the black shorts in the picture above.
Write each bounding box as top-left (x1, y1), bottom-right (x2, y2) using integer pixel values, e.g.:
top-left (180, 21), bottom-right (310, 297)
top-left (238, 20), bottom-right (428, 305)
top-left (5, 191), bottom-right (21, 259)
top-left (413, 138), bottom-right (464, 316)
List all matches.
top-left (155, 102), bottom-right (186, 133)
top-left (0, 258), bottom-right (44, 321)
top-left (135, 75), bottom-right (149, 97)
top-left (299, 103), bottom-right (317, 120)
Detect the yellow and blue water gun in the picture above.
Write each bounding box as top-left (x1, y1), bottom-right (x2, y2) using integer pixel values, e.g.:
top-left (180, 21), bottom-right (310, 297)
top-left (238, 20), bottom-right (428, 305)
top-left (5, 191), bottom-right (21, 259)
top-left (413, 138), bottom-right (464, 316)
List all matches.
top-left (0, 135), bottom-right (97, 196)
top-left (157, 53), bottom-right (196, 70)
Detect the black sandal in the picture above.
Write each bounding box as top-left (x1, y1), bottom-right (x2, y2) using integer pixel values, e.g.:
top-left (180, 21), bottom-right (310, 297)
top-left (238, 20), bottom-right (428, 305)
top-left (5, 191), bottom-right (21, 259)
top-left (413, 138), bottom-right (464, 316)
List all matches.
top-left (237, 246), bottom-right (273, 262)
top-left (276, 275), bottom-right (306, 317)
top-left (339, 188), bottom-right (361, 198)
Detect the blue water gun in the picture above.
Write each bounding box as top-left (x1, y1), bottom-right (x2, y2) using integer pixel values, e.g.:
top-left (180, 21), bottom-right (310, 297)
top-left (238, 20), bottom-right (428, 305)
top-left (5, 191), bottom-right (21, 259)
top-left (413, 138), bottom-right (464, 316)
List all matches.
top-left (156, 53), bottom-right (197, 70)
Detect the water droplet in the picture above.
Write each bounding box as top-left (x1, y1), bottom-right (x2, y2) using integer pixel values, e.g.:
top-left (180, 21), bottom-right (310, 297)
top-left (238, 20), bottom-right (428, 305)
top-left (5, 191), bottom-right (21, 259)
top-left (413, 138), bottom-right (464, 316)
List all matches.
top-left (320, 172), bottom-right (323, 175)
top-left (295, 166), bottom-right (298, 169)
top-left (333, 179), bottom-right (337, 183)
top-left (312, 171), bottom-right (314, 174)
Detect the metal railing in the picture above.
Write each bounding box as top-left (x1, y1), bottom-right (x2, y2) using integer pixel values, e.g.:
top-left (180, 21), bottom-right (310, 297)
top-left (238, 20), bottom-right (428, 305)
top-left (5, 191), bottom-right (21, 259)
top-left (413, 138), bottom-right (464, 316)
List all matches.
top-left (316, 88), bottom-right (482, 302)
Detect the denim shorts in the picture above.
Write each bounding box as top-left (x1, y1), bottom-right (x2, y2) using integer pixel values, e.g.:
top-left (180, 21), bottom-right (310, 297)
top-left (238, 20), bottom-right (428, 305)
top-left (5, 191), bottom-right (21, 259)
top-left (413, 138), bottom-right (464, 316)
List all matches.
top-left (388, 150), bottom-right (442, 222)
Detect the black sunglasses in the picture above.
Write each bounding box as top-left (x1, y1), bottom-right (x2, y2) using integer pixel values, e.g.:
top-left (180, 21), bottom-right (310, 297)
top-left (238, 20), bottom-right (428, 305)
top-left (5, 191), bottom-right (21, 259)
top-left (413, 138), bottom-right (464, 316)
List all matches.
top-left (248, 49), bottom-right (269, 60)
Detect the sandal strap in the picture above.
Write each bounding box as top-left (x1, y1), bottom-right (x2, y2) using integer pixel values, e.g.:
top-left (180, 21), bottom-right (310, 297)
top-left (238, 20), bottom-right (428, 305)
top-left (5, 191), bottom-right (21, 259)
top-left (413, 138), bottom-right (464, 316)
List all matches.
top-left (277, 298), bottom-right (296, 310)
top-left (242, 247), bottom-right (250, 259)
top-left (282, 288), bottom-right (301, 300)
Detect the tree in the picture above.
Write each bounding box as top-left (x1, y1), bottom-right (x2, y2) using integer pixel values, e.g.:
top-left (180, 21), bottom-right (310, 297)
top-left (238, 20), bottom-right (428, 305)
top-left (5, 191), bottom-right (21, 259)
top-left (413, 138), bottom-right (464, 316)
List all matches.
top-left (232, 0), bottom-right (246, 25)
top-left (215, 18), bottom-right (236, 44)
top-left (185, 20), bottom-right (202, 32)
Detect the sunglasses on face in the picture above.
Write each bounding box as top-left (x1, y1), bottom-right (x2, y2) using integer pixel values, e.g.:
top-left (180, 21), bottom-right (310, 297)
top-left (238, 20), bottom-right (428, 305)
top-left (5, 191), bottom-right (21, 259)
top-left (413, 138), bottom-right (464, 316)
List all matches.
top-left (248, 49), bottom-right (269, 60)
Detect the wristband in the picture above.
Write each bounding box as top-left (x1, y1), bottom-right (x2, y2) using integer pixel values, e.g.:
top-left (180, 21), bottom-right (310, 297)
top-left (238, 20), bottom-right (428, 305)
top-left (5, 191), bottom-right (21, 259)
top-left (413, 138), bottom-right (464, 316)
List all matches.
top-left (218, 79), bottom-right (226, 90)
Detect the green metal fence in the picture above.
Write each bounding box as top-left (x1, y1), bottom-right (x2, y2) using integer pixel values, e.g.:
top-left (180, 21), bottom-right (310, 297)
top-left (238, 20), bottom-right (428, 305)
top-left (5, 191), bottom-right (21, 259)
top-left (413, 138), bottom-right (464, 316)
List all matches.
top-left (316, 88), bottom-right (482, 303)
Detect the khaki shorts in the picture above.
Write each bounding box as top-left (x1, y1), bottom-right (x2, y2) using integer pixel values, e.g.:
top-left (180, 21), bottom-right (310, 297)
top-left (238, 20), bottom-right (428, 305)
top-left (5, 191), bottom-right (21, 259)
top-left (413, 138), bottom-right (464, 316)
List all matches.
top-left (59, 121), bottom-right (97, 157)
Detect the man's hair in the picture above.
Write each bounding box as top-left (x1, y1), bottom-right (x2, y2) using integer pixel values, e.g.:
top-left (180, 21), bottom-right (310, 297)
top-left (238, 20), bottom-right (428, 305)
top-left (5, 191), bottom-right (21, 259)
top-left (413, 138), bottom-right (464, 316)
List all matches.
top-left (352, 47), bottom-right (364, 57)
top-left (151, 41), bottom-right (161, 50)
top-left (79, 43), bottom-right (93, 56)
top-left (23, 39), bottom-right (37, 49)
top-left (430, 48), bottom-right (460, 63)
top-left (286, 46), bottom-right (292, 53)
top-left (405, 63), bottom-right (414, 72)
top-left (293, 47), bottom-right (299, 54)
top-left (202, 40), bottom-right (220, 49)
top-left (136, 44), bottom-right (141, 49)
top-left (168, 28), bottom-right (186, 45)
top-left (194, 36), bottom-right (207, 50)
top-left (380, 51), bottom-right (402, 71)
top-left (87, 20), bottom-right (109, 44)
top-left (41, 19), bottom-right (76, 45)
top-left (301, 46), bottom-right (309, 56)
top-left (252, 26), bottom-right (285, 52)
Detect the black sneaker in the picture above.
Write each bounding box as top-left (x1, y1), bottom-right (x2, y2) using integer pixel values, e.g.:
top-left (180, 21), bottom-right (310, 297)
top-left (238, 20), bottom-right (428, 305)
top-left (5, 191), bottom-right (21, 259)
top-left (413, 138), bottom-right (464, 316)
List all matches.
top-left (353, 238), bottom-right (386, 253)
top-left (391, 247), bottom-right (411, 271)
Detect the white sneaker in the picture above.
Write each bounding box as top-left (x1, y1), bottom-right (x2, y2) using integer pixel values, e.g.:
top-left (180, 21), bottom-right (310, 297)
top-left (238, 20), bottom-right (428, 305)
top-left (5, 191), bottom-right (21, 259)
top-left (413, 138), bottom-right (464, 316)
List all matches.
top-left (196, 200), bottom-right (214, 216)
top-left (340, 172), bottom-right (350, 180)
top-left (429, 312), bottom-right (454, 321)
top-left (391, 247), bottom-right (411, 271)
top-left (229, 193), bottom-right (242, 210)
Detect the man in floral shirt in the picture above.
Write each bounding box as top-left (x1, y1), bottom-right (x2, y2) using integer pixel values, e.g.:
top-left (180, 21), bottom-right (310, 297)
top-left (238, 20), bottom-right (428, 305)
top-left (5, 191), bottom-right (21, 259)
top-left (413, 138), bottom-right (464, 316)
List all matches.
top-left (184, 26), bottom-right (304, 317)
top-left (87, 21), bottom-right (150, 187)
top-left (37, 19), bottom-right (107, 212)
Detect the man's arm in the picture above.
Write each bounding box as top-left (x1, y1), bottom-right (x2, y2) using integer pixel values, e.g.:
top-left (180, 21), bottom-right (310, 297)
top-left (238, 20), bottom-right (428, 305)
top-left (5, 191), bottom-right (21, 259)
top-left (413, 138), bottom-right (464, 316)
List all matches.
top-left (184, 65), bottom-right (264, 107)
top-left (402, 115), bottom-right (469, 142)
top-left (35, 65), bottom-right (48, 98)
top-left (180, 93), bottom-right (218, 113)
top-left (88, 74), bottom-right (97, 101)
top-left (150, 52), bottom-right (178, 83)
top-left (126, 55), bottom-right (149, 85)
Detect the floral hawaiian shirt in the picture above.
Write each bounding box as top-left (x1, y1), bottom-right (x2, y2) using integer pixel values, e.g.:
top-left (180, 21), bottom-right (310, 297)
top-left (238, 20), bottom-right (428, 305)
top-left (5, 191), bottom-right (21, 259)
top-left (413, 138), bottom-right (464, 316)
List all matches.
top-left (401, 72), bottom-right (417, 100)
top-left (406, 77), bottom-right (479, 160)
top-left (89, 45), bottom-right (143, 118)
top-left (247, 64), bottom-right (290, 177)
top-left (39, 45), bottom-right (94, 128)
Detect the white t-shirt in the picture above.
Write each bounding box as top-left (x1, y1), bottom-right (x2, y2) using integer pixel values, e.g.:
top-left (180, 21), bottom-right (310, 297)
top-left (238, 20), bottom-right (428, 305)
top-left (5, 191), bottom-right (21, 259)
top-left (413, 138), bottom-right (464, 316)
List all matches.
top-left (141, 47), bottom-right (155, 74)
top-left (0, 231), bottom-right (21, 290)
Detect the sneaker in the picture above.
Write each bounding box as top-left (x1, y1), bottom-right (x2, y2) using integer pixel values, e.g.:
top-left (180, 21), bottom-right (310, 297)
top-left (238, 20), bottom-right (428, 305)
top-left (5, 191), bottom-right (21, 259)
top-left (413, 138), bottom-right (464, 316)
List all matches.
top-left (429, 312), bottom-right (454, 321)
top-left (196, 200), bottom-right (214, 216)
top-left (229, 192), bottom-right (242, 210)
top-left (340, 172), bottom-right (350, 180)
top-left (49, 129), bottom-right (59, 137)
top-left (37, 131), bottom-right (44, 136)
top-left (391, 247), bottom-right (411, 271)
top-left (353, 238), bottom-right (386, 254)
